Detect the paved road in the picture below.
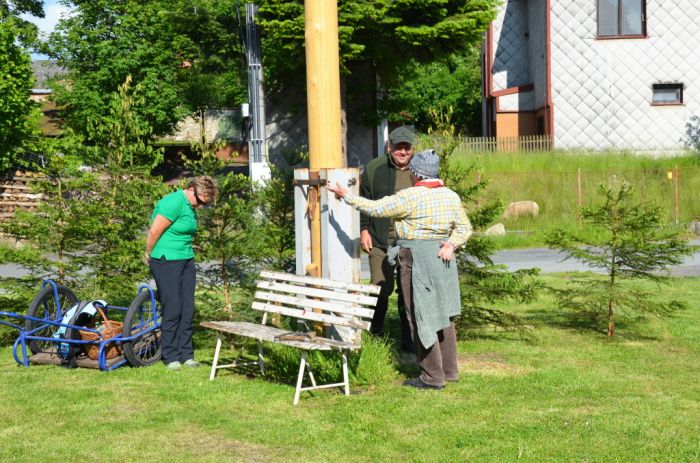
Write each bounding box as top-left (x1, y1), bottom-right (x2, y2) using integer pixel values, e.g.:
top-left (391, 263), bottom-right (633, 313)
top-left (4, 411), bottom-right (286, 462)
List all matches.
top-left (4, 242), bottom-right (700, 280)
top-left (360, 240), bottom-right (700, 278)
top-left (490, 246), bottom-right (700, 276)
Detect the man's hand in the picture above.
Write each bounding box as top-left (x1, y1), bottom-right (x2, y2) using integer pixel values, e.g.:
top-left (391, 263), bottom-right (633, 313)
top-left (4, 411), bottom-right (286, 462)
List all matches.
top-left (360, 230), bottom-right (373, 253)
top-left (438, 241), bottom-right (455, 262)
top-left (326, 181), bottom-right (348, 198)
top-left (143, 251), bottom-right (151, 266)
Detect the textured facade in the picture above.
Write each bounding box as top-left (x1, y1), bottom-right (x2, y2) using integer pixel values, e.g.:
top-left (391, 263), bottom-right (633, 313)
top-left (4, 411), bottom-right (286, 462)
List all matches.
top-left (484, 0), bottom-right (700, 151)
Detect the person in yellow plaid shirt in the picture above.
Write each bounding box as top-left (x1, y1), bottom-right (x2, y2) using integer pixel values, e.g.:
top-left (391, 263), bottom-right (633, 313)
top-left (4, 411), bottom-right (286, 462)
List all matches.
top-left (327, 149), bottom-right (472, 390)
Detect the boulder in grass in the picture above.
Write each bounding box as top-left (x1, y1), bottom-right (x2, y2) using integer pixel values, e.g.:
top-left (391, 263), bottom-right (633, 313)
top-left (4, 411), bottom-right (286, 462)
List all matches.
top-left (687, 221), bottom-right (700, 235)
top-left (485, 223), bottom-right (506, 237)
top-left (503, 200), bottom-right (539, 220)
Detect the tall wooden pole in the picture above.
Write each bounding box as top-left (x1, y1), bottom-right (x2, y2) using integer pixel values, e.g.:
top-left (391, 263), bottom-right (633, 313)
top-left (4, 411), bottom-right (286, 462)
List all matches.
top-left (304, 0), bottom-right (344, 277)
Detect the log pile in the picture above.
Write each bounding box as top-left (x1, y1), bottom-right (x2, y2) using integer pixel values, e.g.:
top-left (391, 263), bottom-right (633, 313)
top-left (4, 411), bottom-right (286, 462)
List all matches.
top-left (0, 171), bottom-right (45, 220)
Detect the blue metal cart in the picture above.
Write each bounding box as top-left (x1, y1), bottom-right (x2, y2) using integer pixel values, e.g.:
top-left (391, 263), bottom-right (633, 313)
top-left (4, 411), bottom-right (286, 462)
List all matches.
top-left (0, 280), bottom-right (162, 371)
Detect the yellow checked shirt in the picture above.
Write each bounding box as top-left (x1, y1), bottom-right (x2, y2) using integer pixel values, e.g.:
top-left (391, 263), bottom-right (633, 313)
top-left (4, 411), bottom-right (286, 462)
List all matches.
top-left (345, 184), bottom-right (472, 248)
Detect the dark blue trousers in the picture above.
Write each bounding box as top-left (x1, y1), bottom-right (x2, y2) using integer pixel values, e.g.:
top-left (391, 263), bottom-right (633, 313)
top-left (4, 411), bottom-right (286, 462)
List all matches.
top-left (149, 257), bottom-right (196, 364)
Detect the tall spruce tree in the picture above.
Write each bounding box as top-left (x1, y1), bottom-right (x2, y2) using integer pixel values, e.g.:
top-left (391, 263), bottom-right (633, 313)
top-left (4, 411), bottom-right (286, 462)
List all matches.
top-left (424, 111), bottom-right (541, 336)
top-left (182, 144), bottom-right (261, 319)
top-left (546, 181), bottom-right (692, 336)
top-left (77, 76), bottom-right (169, 304)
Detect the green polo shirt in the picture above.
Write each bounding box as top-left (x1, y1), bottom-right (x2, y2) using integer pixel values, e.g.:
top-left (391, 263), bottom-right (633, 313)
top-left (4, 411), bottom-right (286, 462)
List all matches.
top-left (150, 189), bottom-right (197, 260)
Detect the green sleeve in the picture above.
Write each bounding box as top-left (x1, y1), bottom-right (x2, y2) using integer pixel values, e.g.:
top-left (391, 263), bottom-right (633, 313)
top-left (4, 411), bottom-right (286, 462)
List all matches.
top-left (153, 192), bottom-right (182, 222)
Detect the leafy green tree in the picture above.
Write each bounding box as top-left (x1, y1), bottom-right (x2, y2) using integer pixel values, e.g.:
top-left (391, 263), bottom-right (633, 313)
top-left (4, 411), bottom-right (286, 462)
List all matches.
top-left (259, 0), bottom-right (496, 84)
top-left (379, 50), bottom-right (483, 135)
top-left (1, 0), bottom-right (43, 46)
top-left (47, 0), bottom-right (246, 142)
top-left (0, 19), bottom-right (41, 172)
top-left (48, 0), bottom-right (187, 137)
top-left (258, 0), bottom-right (496, 131)
top-left (684, 115), bottom-right (700, 152)
top-left (546, 182), bottom-right (692, 337)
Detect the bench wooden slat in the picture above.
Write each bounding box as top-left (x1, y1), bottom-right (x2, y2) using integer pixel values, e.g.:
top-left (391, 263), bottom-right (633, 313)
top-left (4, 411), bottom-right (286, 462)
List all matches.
top-left (203, 271), bottom-right (382, 404)
top-left (251, 302), bottom-right (371, 331)
top-left (256, 280), bottom-right (378, 306)
top-left (254, 291), bottom-right (375, 319)
top-left (260, 270), bottom-right (381, 295)
top-left (200, 321), bottom-right (359, 351)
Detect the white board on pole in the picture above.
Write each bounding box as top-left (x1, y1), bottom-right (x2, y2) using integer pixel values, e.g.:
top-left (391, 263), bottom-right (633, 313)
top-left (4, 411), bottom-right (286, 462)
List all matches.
top-left (320, 168), bottom-right (361, 283)
top-left (294, 168), bottom-right (312, 276)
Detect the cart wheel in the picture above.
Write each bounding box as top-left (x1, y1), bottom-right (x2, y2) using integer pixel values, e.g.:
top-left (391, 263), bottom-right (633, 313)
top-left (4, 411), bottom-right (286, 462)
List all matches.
top-left (122, 289), bottom-right (161, 367)
top-left (25, 284), bottom-right (79, 354)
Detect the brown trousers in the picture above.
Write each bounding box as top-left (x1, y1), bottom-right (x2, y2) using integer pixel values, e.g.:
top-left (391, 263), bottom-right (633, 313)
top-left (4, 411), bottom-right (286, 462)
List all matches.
top-left (398, 247), bottom-right (458, 387)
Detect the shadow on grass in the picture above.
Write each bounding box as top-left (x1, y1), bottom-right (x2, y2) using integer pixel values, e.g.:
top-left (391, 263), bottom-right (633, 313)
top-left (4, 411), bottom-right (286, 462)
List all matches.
top-left (522, 305), bottom-right (663, 341)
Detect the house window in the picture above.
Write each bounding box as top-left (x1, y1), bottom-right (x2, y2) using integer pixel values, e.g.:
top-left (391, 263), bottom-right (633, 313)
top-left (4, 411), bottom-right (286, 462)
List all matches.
top-left (652, 83), bottom-right (683, 105)
top-left (598, 0), bottom-right (646, 38)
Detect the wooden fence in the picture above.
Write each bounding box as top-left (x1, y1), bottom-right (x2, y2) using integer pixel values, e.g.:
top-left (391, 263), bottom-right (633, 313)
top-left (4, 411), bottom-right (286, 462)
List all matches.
top-left (480, 165), bottom-right (700, 230)
top-left (458, 135), bottom-right (552, 153)
top-left (0, 173), bottom-right (43, 220)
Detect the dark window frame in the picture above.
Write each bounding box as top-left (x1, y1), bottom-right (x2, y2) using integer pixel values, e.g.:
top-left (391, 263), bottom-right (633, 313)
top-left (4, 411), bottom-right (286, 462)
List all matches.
top-left (651, 83), bottom-right (684, 106)
top-left (597, 0), bottom-right (647, 39)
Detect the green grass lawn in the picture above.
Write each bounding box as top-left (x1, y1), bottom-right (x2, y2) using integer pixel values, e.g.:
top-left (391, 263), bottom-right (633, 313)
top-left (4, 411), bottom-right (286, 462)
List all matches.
top-left (1, 275), bottom-right (699, 462)
top-left (443, 150), bottom-right (700, 248)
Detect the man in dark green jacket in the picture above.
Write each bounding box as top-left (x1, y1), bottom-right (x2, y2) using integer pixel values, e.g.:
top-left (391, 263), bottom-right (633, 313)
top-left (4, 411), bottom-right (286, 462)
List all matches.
top-left (359, 126), bottom-right (415, 353)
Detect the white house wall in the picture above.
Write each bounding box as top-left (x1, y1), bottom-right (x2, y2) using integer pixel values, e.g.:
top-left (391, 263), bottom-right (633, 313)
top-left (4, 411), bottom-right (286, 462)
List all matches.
top-left (493, 0), bottom-right (531, 95)
top-left (491, 0), bottom-right (544, 113)
top-left (500, 91), bottom-right (536, 112)
top-left (551, 1), bottom-right (700, 151)
top-left (527, 0), bottom-right (547, 110)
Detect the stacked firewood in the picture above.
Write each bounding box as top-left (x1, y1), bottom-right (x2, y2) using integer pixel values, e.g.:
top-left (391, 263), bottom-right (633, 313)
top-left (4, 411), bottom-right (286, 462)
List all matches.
top-left (0, 171), bottom-right (45, 219)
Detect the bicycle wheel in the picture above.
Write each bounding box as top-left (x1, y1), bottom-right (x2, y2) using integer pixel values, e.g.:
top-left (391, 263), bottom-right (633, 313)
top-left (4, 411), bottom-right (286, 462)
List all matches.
top-left (25, 284), bottom-right (79, 354)
top-left (122, 289), bottom-right (161, 366)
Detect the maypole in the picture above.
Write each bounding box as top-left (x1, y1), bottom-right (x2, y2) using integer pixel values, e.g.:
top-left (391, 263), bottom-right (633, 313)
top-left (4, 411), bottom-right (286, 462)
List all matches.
top-left (303, 0), bottom-right (343, 278)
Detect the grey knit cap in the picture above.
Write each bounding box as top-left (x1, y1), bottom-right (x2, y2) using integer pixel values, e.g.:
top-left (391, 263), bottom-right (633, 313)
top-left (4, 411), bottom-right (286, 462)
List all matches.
top-left (389, 126), bottom-right (414, 145)
top-left (409, 149), bottom-right (440, 179)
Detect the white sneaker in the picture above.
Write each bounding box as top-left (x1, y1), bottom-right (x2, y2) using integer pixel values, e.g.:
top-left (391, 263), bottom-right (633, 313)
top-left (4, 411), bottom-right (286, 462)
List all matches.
top-left (183, 359), bottom-right (200, 368)
top-left (165, 361), bottom-right (181, 371)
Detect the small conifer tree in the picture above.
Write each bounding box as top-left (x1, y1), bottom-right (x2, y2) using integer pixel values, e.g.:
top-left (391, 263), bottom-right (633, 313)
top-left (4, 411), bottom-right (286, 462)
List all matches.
top-left (77, 76), bottom-right (168, 303)
top-left (546, 181), bottom-right (691, 336)
top-left (0, 133), bottom-right (96, 295)
top-left (424, 109), bottom-right (541, 336)
top-left (183, 143), bottom-right (260, 319)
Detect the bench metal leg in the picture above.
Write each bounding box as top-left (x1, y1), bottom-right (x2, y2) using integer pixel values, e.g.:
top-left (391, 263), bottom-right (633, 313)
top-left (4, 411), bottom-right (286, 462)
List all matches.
top-left (293, 351), bottom-right (308, 405)
top-left (257, 340), bottom-right (266, 374)
top-left (293, 350), bottom-right (353, 405)
top-left (306, 361), bottom-right (318, 388)
top-left (342, 351), bottom-right (350, 396)
top-left (210, 337), bottom-right (223, 381)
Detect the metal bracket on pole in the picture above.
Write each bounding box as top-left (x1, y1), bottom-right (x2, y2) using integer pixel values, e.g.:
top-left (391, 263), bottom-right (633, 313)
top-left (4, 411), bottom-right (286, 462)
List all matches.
top-left (293, 177), bottom-right (356, 187)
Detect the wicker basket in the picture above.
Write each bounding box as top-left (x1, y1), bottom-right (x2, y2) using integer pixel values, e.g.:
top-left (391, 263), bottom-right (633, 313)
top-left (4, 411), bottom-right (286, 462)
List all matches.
top-left (79, 304), bottom-right (123, 360)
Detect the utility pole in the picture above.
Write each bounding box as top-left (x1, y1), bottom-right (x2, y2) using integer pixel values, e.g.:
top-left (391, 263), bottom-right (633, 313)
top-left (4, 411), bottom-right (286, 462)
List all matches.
top-left (303, 0), bottom-right (344, 278)
top-left (245, 3), bottom-right (271, 183)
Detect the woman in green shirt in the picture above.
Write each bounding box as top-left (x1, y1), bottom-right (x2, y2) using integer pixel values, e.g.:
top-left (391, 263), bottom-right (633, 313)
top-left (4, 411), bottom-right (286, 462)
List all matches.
top-left (144, 176), bottom-right (218, 371)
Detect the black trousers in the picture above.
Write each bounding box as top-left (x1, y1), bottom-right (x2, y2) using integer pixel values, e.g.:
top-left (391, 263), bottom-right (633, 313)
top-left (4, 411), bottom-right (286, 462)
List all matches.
top-left (149, 257), bottom-right (196, 364)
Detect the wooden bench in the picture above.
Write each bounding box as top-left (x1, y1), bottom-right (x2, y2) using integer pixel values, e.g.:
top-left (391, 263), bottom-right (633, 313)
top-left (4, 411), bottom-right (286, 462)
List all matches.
top-left (201, 270), bottom-right (380, 405)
